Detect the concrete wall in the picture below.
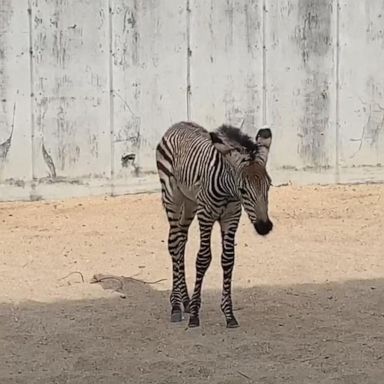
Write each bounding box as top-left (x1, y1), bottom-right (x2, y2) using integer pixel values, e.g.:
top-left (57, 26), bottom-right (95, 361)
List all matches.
top-left (0, 0), bottom-right (383, 201)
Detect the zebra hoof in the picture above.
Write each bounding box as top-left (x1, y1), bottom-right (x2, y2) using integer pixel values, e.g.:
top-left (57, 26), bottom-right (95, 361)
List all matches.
top-left (170, 310), bottom-right (183, 323)
top-left (188, 316), bottom-right (200, 328)
top-left (226, 318), bottom-right (239, 328)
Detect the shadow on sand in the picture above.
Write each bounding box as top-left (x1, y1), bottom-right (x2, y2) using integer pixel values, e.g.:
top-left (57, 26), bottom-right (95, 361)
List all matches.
top-left (1, 276), bottom-right (383, 384)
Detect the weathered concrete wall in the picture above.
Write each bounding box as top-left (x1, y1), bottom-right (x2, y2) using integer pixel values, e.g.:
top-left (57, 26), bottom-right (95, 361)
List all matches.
top-left (0, 0), bottom-right (383, 201)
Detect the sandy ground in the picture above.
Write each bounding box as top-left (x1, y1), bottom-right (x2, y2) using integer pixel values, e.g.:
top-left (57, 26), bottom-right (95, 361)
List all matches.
top-left (0, 184), bottom-right (384, 383)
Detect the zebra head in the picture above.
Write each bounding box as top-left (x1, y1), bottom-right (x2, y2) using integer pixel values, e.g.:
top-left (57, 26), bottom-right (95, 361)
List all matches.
top-left (211, 126), bottom-right (273, 236)
top-left (240, 128), bottom-right (273, 235)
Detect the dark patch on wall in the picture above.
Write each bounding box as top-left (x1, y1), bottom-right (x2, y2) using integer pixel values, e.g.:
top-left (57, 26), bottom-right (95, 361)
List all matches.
top-left (55, 99), bottom-right (81, 171)
top-left (294, 0), bottom-right (332, 168)
top-left (0, 103), bottom-right (15, 167)
top-left (89, 133), bottom-right (99, 158)
top-left (244, 1), bottom-right (261, 55)
top-left (0, 1), bottom-right (13, 90)
top-left (0, 129), bottom-right (13, 162)
top-left (114, 90), bottom-right (141, 158)
top-left (116, 0), bottom-right (140, 68)
top-left (365, 79), bottom-right (384, 149)
top-left (32, 0), bottom-right (110, 180)
top-left (365, 2), bottom-right (384, 45)
top-left (121, 153), bottom-right (135, 168)
top-left (0, 1), bottom-right (13, 154)
top-left (224, 0), bottom-right (234, 49)
top-left (297, 73), bottom-right (330, 166)
top-left (50, 1), bottom-right (70, 69)
top-left (351, 79), bottom-right (384, 160)
top-left (36, 95), bottom-right (81, 177)
top-left (294, 0), bottom-right (332, 64)
top-left (42, 142), bottom-right (56, 178)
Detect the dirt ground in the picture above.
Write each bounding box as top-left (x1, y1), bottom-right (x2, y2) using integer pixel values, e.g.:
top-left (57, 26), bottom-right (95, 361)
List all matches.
top-left (0, 184), bottom-right (384, 383)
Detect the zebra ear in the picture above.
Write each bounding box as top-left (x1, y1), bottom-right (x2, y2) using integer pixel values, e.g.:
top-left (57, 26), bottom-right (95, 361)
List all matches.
top-left (255, 128), bottom-right (272, 165)
top-left (210, 132), bottom-right (233, 155)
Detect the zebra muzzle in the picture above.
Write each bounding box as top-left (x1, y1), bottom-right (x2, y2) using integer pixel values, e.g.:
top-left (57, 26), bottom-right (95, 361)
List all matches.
top-left (254, 219), bottom-right (273, 236)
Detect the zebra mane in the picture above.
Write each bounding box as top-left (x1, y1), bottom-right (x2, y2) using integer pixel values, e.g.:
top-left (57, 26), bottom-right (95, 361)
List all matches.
top-left (214, 125), bottom-right (257, 156)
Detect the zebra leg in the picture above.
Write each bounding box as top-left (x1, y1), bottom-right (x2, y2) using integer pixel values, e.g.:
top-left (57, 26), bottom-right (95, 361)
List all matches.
top-left (178, 258), bottom-right (190, 313)
top-left (188, 211), bottom-right (214, 328)
top-left (219, 201), bottom-right (242, 328)
top-left (162, 187), bottom-right (196, 322)
top-left (178, 200), bottom-right (197, 314)
top-left (159, 178), bottom-right (185, 322)
top-left (167, 221), bottom-right (184, 322)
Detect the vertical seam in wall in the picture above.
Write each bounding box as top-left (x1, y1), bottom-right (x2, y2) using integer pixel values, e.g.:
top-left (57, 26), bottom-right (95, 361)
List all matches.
top-left (335, 0), bottom-right (340, 183)
top-left (262, 0), bottom-right (267, 127)
top-left (27, 0), bottom-right (36, 196)
top-left (108, 0), bottom-right (115, 196)
top-left (186, 0), bottom-right (191, 121)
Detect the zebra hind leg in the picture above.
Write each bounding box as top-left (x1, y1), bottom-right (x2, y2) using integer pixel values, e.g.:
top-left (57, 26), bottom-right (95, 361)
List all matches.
top-left (188, 211), bottom-right (214, 328)
top-left (178, 200), bottom-right (197, 314)
top-left (166, 207), bottom-right (186, 323)
top-left (162, 188), bottom-right (195, 322)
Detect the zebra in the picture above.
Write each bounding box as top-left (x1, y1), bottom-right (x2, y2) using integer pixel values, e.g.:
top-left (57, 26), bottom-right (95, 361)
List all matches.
top-left (156, 121), bottom-right (273, 328)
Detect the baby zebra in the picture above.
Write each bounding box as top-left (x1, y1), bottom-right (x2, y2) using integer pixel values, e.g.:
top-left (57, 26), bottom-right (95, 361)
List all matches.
top-left (156, 121), bottom-right (273, 328)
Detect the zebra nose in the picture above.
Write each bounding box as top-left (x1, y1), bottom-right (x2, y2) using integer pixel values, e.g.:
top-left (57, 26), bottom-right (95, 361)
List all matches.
top-left (254, 219), bottom-right (273, 236)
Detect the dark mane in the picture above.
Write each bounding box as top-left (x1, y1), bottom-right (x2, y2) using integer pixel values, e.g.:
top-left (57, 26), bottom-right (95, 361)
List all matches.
top-left (215, 124), bottom-right (257, 154)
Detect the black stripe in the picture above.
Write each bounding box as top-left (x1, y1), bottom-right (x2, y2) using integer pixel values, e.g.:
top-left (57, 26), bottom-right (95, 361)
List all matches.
top-left (157, 144), bottom-right (172, 165)
top-left (156, 161), bottom-right (172, 177)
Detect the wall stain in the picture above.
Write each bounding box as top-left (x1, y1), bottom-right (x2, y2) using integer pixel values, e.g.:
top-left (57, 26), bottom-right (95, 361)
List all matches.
top-left (55, 99), bottom-right (80, 171)
top-left (0, 0), bottom-right (13, 157)
top-left (244, 1), bottom-right (260, 55)
top-left (293, 0), bottom-right (332, 64)
top-left (34, 29), bottom-right (47, 65)
top-left (31, 1), bottom-right (109, 181)
top-left (116, 0), bottom-right (140, 68)
top-left (0, 102), bottom-right (15, 169)
top-left (97, 8), bottom-right (105, 31)
top-left (52, 30), bottom-right (69, 68)
top-left (209, 0), bottom-right (215, 41)
top-left (293, 0), bottom-right (332, 168)
top-left (224, 0), bottom-right (234, 49)
top-left (365, 1), bottom-right (384, 47)
top-left (121, 153), bottom-right (135, 168)
top-left (297, 73), bottom-right (330, 166)
top-left (89, 133), bottom-right (99, 158)
top-left (244, 78), bottom-right (259, 132)
top-left (365, 79), bottom-right (384, 151)
top-left (42, 142), bottom-right (56, 178)
top-left (36, 96), bottom-right (81, 176)
top-left (351, 79), bottom-right (384, 161)
top-left (0, 125), bottom-right (13, 163)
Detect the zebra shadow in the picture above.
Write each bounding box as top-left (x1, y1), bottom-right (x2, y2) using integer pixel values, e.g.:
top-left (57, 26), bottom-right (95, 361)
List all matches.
top-left (1, 276), bottom-right (383, 384)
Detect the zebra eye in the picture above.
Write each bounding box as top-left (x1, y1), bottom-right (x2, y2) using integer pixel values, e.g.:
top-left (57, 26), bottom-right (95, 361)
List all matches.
top-left (239, 188), bottom-right (246, 194)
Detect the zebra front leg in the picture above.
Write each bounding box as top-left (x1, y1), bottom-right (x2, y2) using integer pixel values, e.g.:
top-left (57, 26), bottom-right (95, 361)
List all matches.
top-left (168, 213), bottom-right (195, 321)
top-left (220, 202), bottom-right (241, 328)
top-left (188, 215), bottom-right (214, 328)
top-left (220, 238), bottom-right (238, 328)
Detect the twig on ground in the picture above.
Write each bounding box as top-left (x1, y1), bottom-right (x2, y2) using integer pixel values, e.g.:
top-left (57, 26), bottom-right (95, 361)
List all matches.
top-left (237, 370), bottom-right (252, 380)
top-left (58, 271), bottom-right (85, 283)
top-left (90, 274), bottom-right (167, 298)
top-left (90, 274), bottom-right (166, 287)
top-left (300, 353), bottom-right (323, 363)
top-left (323, 338), bottom-right (344, 343)
top-left (142, 278), bottom-right (167, 285)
